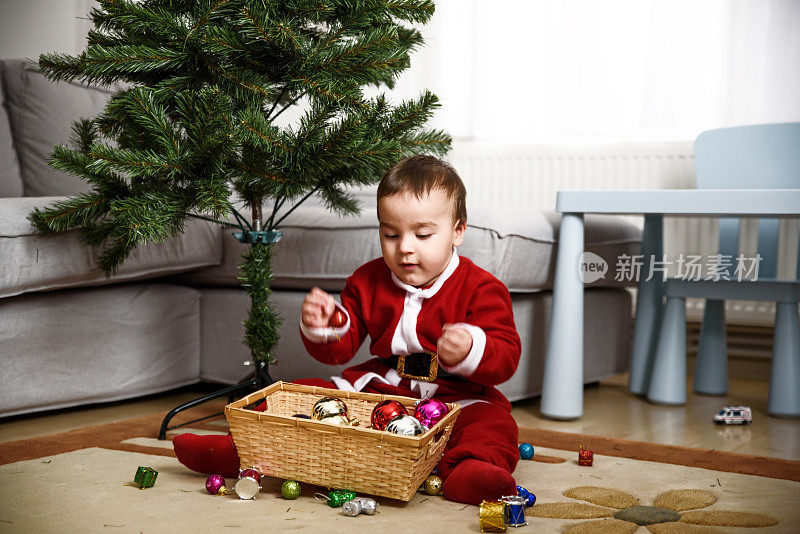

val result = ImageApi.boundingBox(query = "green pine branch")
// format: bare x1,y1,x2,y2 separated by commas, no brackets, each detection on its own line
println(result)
84,45,188,76
88,143,184,180
29,193,111,235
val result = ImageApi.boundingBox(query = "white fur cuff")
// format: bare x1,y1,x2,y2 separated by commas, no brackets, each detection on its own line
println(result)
439,323,486,377
299,302,351,343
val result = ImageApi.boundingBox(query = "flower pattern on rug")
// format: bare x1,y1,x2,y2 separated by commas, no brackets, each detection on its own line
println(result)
529,487,778,533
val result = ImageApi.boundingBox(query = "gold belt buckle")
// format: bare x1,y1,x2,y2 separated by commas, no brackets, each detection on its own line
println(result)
397,351,438,382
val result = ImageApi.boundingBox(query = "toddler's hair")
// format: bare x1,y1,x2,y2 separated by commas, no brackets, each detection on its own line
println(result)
377,155,467,227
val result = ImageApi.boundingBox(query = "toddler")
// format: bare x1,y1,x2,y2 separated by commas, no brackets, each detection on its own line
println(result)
174,155,522,505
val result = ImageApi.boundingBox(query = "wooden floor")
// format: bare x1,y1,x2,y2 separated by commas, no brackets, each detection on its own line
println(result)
2,374,799,462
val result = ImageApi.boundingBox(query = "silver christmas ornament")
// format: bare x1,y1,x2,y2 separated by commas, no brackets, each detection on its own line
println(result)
385,414,425,436
342,497,378,516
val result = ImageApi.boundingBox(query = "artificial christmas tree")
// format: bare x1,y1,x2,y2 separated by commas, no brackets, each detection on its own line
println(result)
29,0,450,432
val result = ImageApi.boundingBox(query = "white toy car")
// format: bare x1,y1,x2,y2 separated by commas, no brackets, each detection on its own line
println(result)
713,406,752,425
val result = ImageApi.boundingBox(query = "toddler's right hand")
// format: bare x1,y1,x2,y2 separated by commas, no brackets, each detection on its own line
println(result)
301,287,336,327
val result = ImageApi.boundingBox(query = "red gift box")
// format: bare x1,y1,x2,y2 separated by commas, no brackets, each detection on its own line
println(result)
578,446,594,466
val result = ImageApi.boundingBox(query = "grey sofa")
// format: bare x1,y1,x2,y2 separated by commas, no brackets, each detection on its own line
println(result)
0,59,642,418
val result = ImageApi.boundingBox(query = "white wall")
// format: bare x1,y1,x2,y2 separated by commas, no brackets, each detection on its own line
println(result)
0,0,93,60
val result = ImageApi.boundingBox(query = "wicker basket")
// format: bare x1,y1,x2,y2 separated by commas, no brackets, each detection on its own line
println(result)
224,381,461,501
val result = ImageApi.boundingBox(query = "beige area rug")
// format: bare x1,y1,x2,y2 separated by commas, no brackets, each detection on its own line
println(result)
1,403,798,533
1,443,797,533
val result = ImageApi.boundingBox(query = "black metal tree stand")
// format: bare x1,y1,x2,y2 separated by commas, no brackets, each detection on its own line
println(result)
157,365,273,440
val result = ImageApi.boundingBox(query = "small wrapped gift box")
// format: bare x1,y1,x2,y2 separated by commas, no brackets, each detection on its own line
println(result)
134,466,158,489
479,500,508,532
578,446,594,466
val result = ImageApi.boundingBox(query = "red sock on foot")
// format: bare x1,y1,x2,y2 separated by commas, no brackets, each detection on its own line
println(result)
171,401,267,477
172,433,241,478
441,458,516,505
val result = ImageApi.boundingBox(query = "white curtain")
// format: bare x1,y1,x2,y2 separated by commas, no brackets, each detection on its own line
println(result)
381,0,800,144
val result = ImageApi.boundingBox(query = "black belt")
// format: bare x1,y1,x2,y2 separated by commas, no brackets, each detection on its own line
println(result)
384,353,458,382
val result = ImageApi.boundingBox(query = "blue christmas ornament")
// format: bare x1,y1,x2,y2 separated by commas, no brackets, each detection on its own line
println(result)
517,485,536,507
519,442,534,460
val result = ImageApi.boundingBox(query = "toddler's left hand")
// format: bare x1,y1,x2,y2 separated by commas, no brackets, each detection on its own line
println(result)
437,324,472,367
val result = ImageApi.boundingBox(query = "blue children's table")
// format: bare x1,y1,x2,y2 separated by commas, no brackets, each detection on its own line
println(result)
540,189,800,420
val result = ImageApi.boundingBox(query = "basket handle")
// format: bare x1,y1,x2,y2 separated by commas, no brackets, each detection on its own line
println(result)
425,427,449,458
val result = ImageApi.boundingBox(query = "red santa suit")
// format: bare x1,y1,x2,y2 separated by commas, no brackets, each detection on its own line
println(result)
297,250,522,501
174,250,522,505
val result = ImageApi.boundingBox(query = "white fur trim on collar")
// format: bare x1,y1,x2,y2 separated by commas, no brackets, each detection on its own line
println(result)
390,248,460,297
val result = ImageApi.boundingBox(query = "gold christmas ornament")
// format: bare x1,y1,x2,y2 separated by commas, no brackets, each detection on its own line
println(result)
423,474,443,495
312,397,349,420
319,414,358,426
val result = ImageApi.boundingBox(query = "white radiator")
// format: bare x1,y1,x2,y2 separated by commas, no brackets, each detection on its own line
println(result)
448,142,696,207
447,141,798,326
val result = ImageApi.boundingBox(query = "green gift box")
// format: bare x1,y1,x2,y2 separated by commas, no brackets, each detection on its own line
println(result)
134,466,158,489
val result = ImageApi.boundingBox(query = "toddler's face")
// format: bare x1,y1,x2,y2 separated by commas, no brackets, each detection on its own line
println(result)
377,188,465,287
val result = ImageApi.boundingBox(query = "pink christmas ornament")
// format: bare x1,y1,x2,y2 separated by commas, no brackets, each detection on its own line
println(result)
414,399,449,429
205,474,228,495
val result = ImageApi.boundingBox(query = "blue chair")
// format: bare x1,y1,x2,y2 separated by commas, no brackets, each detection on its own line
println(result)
646,123,800,417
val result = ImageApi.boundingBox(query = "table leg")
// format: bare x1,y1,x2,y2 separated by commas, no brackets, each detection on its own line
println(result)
541,212,584,420
628,214,664,395
768,301,800,416
647,294,687,405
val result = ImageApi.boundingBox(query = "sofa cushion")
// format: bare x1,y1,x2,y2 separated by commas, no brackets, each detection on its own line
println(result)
178,204,641,292
1,59,121,197
0,283,201,417
0,197,223,299
0,62,23,197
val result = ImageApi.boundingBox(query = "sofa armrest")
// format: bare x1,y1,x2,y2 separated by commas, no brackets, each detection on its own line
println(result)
0,196,223,299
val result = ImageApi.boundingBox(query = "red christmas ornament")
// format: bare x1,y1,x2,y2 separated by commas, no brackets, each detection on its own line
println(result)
329,309,347,328
370,400,408,431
